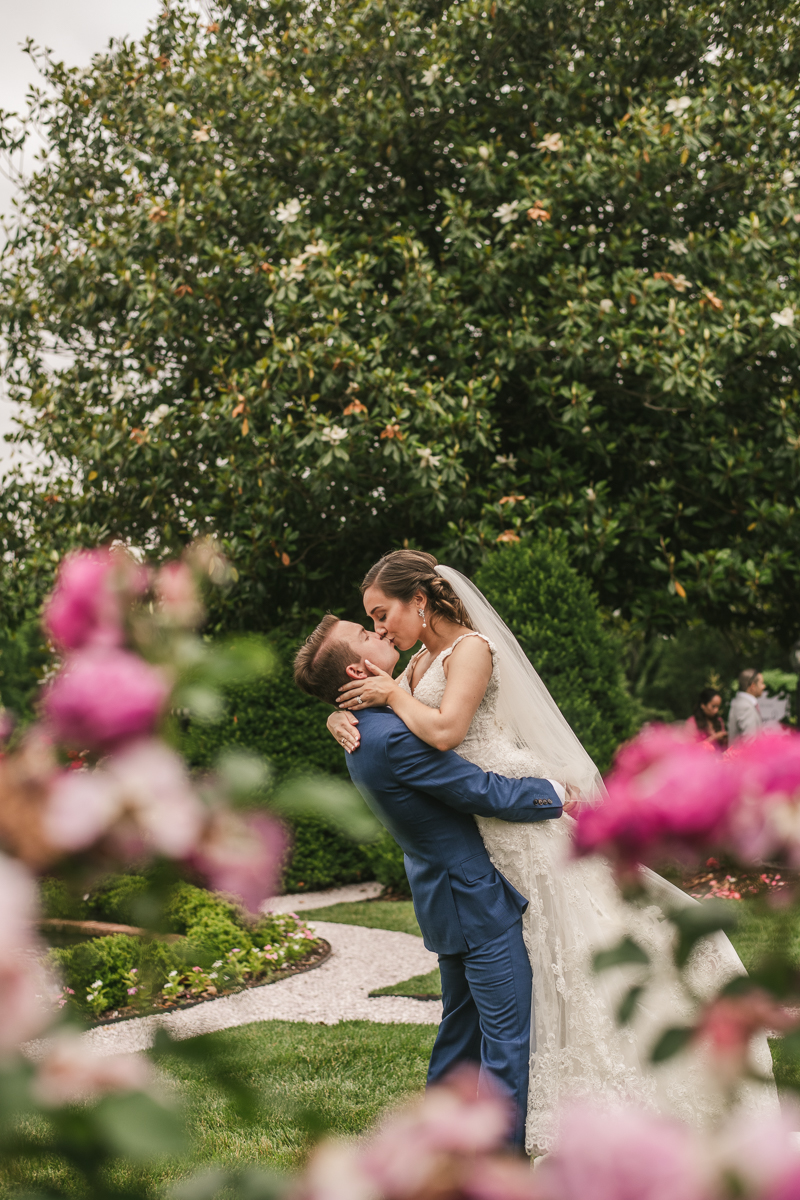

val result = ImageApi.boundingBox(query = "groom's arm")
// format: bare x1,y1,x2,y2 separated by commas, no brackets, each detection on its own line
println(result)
383,724,563,822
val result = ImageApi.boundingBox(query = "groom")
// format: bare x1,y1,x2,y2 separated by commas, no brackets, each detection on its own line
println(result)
294,614,565,1150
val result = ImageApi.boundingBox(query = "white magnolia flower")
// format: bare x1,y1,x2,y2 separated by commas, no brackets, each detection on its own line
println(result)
275,198,302,224
478,145,491,161
493,202,520,225
421,63,442,86
671,273,691,292
321,425,348,445
599,298,614,313
665,96,692,117
281,256,307,282
783,169,797,189
586,487,596,502
164,102,177,117
668,238,688,255
537,133,564,153
417,447,442,469
110,380,127,402
191,128,210,143
771,307,795,328
145,403,172,427
495,453,518,469
304,239,328,257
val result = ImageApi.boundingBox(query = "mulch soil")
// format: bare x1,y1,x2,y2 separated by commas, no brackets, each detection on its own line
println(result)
676,860,795,901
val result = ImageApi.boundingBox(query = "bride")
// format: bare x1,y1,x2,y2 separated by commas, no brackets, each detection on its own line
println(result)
326,549,779,1156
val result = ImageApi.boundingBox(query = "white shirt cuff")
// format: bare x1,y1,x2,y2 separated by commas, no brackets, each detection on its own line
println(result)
547,779,566,805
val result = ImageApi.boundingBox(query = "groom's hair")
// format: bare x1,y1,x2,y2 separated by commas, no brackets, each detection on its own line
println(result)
294,614,356,705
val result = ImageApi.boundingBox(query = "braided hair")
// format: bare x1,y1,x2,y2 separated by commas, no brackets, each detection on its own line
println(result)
360,550,474,631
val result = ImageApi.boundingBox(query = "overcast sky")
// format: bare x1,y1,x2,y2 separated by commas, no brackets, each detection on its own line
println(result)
0,0,162,465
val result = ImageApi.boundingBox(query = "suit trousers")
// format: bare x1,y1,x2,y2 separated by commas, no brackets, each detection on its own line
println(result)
428,918,533,1150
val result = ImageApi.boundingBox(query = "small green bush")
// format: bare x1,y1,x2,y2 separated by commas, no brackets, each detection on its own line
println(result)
475,541,640,772
46,881,315,1015
363,831,411,897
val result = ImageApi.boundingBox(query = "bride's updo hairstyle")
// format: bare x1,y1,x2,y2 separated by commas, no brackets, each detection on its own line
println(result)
360,550,474,631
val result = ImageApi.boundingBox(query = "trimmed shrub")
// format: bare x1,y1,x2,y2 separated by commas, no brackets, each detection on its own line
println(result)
46,881,315,1014
474,542,640,772
363,831,411,897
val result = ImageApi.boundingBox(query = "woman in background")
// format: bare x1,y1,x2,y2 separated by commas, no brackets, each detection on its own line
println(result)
686,687,727,749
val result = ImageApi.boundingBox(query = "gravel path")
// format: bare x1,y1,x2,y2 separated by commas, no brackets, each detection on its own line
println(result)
263,881,384,913
71,920,441,1058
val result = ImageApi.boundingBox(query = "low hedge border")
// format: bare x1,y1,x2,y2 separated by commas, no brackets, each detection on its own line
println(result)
44,876,323,1018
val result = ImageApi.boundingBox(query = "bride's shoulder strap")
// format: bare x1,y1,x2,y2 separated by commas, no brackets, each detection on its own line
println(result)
440,631,497,663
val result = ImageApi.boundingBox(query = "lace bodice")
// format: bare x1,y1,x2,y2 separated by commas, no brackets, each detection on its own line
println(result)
398,632,548,778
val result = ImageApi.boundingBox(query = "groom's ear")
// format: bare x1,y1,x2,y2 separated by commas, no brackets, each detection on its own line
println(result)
345,663,369,680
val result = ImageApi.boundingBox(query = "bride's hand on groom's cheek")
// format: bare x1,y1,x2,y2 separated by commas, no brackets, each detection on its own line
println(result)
338,662,398,711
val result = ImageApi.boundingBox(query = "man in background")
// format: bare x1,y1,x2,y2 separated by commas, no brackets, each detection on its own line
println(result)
728,668,765,742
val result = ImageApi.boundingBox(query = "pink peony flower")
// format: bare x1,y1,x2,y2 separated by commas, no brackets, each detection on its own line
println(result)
193,811,290,913
535,1100,712,1200
725,730,800,863
695,989,799,1083
43,648,169,750
155,561,204,628
712,1105,800,1199
32,1030,154,1106
574,725,739,868
45,739,204,859
44,548,147,651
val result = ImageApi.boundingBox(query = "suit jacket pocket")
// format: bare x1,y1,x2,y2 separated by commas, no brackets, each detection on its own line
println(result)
460,851,493,883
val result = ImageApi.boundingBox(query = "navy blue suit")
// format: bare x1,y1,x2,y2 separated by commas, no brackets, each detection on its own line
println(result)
346,708,563,1147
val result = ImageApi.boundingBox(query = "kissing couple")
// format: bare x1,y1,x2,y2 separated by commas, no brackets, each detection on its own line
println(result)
294,550,778,1156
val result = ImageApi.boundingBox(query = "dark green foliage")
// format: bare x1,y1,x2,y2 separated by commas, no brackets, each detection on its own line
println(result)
475,541,640,771
49,934,141,1010
362,832,411,897
0,618,49,721
181,628,393,892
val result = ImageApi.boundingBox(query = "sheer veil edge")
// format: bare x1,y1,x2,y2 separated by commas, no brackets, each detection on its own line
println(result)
435,564,605,802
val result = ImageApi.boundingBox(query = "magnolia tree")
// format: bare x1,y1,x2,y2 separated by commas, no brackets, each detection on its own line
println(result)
1,0,800,639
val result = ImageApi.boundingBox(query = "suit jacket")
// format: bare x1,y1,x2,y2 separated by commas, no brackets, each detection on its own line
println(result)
346,708,563,954
728,692,763,743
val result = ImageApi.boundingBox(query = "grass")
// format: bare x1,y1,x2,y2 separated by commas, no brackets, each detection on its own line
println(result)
370,968,442,999
0,1021,435,1198
302,900,422,938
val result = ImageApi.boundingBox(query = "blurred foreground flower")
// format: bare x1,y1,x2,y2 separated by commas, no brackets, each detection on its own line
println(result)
32,1030,154,1106
296,1066,533,1200
575,726,800,874
43,648,169,750
44,548,146,651
694,989,799,1084
0,853,49,1052
192,811,289,914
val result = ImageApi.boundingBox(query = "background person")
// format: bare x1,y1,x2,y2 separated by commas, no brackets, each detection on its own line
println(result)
728,669,765,743
685,687,727,749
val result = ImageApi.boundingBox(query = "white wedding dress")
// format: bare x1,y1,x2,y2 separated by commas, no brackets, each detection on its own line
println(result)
398,631,780,1157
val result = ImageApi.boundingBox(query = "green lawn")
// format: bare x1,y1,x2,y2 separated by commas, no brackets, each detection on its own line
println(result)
0,1022,435,1198
302,900,422,938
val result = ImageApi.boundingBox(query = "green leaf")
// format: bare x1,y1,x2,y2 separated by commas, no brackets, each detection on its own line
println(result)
272,775,381,843
650,1026,694,1064
91,1092,188,1160
617,984,645,1025
593,936,650,972
668,900,739,968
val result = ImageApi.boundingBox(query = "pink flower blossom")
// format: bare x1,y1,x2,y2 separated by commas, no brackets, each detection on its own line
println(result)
695,989,799,1082
193,811,289,913
45,739,204,859
44,548,146,651
574,725,739,869
535,1100,712,1200
712,1105,800,1199
32,1030,154,1106
155,561,204,628
725,730,800,863
43,648,169,750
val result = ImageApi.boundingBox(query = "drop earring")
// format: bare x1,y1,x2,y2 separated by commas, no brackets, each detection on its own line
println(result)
418,608,426,628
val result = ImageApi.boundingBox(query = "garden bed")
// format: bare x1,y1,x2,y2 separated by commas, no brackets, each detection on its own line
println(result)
90,936,331,1026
